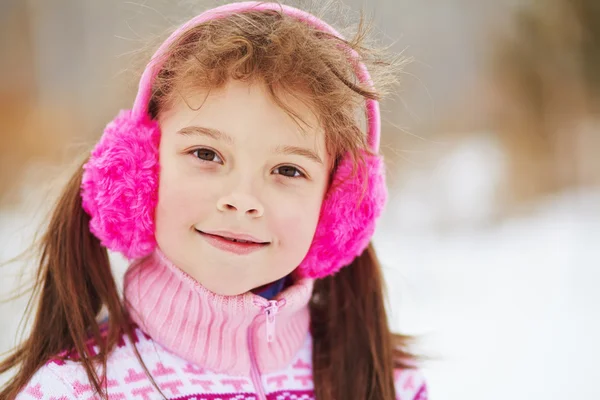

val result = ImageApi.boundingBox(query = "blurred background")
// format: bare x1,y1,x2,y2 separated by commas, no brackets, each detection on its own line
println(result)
1,0,599,398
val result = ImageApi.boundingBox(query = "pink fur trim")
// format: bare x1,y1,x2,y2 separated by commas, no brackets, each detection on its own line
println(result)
297,151,387,278
81,109,160,259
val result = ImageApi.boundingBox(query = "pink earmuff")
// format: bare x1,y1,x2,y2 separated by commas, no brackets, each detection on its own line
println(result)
80,1,387,278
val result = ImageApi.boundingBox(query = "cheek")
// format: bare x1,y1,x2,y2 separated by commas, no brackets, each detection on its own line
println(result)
269,173,329,250
155,166,215,227
270,191,323,249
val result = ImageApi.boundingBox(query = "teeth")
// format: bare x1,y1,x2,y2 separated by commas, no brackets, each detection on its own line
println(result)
226,237,252,243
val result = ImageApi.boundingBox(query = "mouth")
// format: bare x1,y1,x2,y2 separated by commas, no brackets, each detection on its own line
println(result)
195,229,270,255
196,229,269,244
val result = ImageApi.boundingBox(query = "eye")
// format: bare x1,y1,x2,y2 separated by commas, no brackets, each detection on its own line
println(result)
191,148,223,164
274,165,305,178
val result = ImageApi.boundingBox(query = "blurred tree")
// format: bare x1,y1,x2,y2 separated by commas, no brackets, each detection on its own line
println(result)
572,0,600,107
0,1,88,209
486,0,600,210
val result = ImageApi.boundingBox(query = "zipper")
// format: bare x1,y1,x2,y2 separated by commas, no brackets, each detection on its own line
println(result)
248,298,287,400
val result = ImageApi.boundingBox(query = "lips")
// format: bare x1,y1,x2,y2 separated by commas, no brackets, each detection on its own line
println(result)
196,229,269,244
196,229,269,255
215,236,254,244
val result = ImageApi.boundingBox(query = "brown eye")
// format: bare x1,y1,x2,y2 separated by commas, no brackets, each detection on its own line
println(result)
274,165,304,178
192,148,223,164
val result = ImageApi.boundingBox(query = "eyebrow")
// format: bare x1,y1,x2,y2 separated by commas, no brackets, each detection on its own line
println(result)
176,125,323,165
176,126,234,146
274,145,323,165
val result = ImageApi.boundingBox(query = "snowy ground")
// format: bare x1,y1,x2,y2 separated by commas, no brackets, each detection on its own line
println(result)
376,189,600,399
1,135,599,399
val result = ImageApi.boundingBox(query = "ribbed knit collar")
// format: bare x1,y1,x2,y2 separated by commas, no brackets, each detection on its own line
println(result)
123,248,314,376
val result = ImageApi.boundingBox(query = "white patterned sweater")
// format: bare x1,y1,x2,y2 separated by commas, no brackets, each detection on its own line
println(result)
16,250,428,400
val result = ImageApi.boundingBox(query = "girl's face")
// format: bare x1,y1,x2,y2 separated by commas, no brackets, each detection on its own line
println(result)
155,80,330,295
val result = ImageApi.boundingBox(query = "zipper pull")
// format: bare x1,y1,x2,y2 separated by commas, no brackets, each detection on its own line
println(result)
263,299,286,343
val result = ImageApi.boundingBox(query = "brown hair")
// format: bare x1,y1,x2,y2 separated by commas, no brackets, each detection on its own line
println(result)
1,2,418,399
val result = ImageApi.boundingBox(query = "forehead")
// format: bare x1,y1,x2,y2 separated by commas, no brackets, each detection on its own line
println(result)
160,80,324,143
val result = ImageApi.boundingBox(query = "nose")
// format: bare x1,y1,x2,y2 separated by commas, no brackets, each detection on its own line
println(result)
216,192,264,218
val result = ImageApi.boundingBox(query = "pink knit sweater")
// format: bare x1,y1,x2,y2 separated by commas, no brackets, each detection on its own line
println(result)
16,250,428,399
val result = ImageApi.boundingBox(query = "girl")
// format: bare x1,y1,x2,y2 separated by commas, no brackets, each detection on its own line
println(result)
0,1,427,399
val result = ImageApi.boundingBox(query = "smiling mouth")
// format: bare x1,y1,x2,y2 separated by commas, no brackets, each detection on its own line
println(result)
195,229,269,255
218,237,254,243
195,229,270,244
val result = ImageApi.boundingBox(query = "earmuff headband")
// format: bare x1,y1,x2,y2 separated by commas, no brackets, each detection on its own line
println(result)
131,1,381,152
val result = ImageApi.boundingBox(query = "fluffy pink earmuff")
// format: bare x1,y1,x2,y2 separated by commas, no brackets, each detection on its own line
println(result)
80,1,387,279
